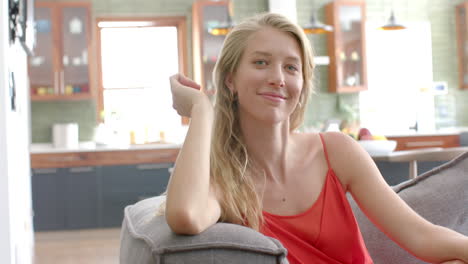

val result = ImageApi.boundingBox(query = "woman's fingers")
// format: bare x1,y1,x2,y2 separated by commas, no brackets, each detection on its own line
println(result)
178,74,201,90
169,73,208,117
169,74,181,90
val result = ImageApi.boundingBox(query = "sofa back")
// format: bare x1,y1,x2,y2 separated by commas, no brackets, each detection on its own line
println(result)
350,151,468,263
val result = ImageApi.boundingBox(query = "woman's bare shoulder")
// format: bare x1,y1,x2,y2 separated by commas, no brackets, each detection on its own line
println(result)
292,131,348,149
319,132,367,187
320,131,357,148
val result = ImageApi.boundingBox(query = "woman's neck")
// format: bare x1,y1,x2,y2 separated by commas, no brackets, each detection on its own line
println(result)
240,116,295,184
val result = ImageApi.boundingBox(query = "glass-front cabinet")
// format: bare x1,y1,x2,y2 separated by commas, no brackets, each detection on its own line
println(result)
326,0,367,93
456,2,468,90
192,0,230,98
29,2,91,101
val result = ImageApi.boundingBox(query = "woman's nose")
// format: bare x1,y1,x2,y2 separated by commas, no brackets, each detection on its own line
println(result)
267,65,285,88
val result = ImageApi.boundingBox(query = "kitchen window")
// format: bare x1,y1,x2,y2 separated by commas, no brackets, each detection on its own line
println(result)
359,21,435,134
96,17,187,144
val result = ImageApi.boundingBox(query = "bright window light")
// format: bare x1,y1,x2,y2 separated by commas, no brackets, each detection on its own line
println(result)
100,25,182,143
360,21,434,134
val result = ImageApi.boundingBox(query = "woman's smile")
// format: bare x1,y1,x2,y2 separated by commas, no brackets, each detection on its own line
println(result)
258,92,287,103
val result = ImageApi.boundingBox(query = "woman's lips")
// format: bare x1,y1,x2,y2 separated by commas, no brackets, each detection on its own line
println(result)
259,92,286,102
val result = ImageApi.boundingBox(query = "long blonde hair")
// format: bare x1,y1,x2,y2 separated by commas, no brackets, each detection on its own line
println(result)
211,12,315,231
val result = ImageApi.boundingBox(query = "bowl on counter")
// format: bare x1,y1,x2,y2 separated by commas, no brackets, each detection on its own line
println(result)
358,140,397,156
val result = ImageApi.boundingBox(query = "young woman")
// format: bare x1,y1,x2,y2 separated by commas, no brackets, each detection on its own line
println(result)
164,13,468,264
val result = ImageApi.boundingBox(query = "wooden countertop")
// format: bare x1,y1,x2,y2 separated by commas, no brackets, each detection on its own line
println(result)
30,143,181,168
30,142,181,154
383,127,468,137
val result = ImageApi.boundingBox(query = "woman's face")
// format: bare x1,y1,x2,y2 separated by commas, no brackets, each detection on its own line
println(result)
226,27,304,126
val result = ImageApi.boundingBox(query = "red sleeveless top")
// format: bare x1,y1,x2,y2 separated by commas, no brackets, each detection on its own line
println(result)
260,134,373,264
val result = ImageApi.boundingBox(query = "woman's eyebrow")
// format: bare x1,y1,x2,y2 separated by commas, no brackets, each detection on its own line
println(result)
286,56,301,63
251,51,272,57
250,51,301,64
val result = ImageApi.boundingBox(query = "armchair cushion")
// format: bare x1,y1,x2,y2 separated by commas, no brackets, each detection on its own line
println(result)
120,196,288,264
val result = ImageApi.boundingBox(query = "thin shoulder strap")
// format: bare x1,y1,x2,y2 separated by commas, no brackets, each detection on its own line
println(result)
319,133,331,169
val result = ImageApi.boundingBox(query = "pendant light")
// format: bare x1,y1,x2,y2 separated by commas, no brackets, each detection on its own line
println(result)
209,15,233,36
380,9,406,30
208,1,235,36
303,0,333,34
380,0,406,31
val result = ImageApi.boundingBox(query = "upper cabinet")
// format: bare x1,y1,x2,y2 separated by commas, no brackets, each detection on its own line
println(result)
326,0,367,93
29,2,91,101
456,2,468,90
192,0,230,98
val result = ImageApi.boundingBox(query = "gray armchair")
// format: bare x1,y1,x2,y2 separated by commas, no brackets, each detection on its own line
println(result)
120,152,468,264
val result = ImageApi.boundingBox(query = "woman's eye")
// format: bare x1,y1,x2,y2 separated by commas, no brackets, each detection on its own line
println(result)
254,60,267,65
287,65,298,71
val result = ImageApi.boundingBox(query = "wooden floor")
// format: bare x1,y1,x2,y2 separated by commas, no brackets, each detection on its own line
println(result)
34,228,121,264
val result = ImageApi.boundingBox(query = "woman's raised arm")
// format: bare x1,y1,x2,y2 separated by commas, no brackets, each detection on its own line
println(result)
165,74,221,235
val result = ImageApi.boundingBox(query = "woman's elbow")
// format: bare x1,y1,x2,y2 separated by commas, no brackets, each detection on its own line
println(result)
165,209,206,235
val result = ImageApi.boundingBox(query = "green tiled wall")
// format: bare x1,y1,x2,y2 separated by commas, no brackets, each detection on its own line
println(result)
31,101,97,142
31,0,468,142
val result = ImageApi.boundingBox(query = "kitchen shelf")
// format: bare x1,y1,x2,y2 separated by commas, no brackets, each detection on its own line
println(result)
29,2,92,101
326,0,367,93
192,0,230,96
31,93,92,101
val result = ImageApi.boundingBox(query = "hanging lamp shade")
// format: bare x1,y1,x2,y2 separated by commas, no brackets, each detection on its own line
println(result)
208,16,233,36
208,1,234,36
380,10,406,30
303,11,333,34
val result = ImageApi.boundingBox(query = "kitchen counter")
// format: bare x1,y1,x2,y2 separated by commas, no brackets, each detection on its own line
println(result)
30,142,179,231
30,141,182,154
372,147,468,162
383,127,468,137
30,142,181,168
383,128,468,151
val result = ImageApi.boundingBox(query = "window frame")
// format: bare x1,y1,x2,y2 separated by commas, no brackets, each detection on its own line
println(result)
95,16,188,124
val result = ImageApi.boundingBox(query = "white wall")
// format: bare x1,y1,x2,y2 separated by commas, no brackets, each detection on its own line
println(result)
0,0,34,263
268,0,297,23
0,0,13,261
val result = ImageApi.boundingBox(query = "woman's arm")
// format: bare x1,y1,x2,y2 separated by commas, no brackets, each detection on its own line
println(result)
324,132,468,263
425,225,468,263
165,74,221,235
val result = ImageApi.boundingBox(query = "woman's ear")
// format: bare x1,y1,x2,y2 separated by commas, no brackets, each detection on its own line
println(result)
225,73,235,93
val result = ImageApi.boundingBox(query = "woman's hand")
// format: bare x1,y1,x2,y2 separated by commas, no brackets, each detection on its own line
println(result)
169,73,211,117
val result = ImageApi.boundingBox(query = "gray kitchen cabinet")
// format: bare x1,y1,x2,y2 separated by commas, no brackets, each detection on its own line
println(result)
32,162,172,230
65,166,99,229
32,168,67,231
100,165,135,227
32,166,99,231
100,163,172,227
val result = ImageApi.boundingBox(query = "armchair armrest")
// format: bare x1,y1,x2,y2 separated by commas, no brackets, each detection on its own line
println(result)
120,196,288,264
